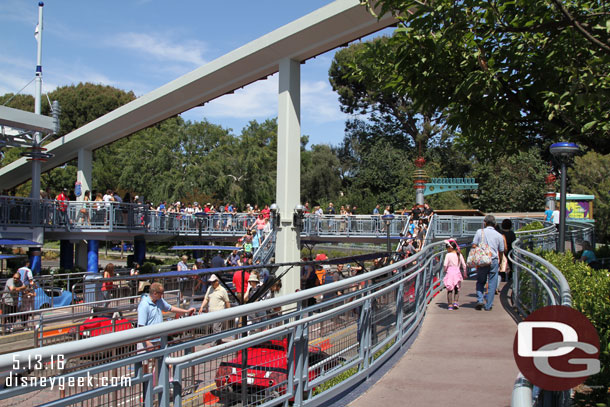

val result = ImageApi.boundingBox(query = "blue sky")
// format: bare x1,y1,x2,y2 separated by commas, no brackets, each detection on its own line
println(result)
0,1,393,147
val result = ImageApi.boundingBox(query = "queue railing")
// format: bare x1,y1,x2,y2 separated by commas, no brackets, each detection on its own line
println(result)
0,242,447,407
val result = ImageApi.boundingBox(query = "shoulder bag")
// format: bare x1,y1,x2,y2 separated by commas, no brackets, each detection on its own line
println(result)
467,228,493,268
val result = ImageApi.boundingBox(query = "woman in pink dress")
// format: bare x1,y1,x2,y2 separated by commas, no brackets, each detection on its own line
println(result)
443,239,467,310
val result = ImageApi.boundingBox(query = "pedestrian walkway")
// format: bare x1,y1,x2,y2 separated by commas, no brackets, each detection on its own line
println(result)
350,279,518,407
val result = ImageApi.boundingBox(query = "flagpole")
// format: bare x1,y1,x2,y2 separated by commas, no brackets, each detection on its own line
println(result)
31,1,44,199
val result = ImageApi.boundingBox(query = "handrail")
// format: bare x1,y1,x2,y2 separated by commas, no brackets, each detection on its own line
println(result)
0,212,596,407
509,220,594,407
0,240,445,407
0,243,437,369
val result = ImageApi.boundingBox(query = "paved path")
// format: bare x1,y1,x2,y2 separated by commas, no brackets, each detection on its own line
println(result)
349,279,519,407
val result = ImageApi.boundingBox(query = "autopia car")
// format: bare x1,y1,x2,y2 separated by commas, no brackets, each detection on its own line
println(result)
34,287,72,309
213,338,342,404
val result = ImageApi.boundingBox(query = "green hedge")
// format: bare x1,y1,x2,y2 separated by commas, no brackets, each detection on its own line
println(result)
543,251,610,405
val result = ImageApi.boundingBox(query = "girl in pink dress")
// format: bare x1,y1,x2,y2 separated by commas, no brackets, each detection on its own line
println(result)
443,239,467,310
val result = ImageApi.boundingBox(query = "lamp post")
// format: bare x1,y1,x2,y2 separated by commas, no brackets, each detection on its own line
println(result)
270,203,279,230
194,212,206,246
293,204,305,231
550,142,579,252
382,214,395,253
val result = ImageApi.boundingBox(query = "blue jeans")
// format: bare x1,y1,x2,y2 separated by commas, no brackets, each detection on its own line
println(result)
476,258,499,310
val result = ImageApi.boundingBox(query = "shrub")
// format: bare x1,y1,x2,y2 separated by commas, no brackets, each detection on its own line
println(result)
517,221,545,233
543,251,610,405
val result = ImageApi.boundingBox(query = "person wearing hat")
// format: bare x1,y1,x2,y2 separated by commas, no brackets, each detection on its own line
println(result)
244,273,266,328
244,273,260,302
199,274,231,344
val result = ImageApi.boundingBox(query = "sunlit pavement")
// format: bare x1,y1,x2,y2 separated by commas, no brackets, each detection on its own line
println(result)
349,279,518,407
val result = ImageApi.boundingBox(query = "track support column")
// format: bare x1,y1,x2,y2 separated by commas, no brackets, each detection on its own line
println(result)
276,58,301,297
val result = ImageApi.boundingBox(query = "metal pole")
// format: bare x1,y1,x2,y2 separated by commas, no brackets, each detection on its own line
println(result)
386,221,391,252
31,2,44,199
558,161,567,252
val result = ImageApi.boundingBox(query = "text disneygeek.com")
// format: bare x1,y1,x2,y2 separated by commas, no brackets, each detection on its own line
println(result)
6,372,132,390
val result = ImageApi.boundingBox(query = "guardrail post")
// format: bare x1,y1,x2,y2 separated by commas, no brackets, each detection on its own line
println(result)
396,280,404,341
359,298,372,372
157,335,170,407
291,322,308,406
511,373,532,407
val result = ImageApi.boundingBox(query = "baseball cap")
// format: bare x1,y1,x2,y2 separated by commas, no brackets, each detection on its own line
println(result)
208,274,219,282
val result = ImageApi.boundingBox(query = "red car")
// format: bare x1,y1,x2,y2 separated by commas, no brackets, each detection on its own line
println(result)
79,316,133,338
213,338,341,404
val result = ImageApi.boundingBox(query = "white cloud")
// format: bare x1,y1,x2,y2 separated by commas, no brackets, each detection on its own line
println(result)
198,74,345,125
302,80,344,124
109,32,207,66
201,75,279,119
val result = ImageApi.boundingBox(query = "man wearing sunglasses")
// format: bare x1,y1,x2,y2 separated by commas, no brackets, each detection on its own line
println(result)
2,273,26,333
137,283,195,349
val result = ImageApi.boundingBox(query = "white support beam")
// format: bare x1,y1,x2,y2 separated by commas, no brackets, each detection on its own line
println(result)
276,59,302,297
0,105,56,134
77,148,92,201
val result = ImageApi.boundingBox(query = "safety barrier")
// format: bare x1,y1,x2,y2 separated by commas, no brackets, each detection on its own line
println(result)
0,290,180,345
0,240,446,406
0,196,412,239
510,221,595,407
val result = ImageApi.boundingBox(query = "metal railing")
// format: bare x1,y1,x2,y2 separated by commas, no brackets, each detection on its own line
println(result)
1,196,414,239
0,290,181,345
301,213,410,237
0,241,447,407
510,221,596,407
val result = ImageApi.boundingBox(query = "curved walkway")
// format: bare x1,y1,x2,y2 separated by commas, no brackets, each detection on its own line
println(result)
350,279,518,407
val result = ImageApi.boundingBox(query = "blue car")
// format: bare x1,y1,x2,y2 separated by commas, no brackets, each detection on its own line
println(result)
34,287,73,309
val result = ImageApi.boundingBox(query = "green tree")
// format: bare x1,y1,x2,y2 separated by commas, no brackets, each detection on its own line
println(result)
46,83,136,137
1,84,137,195
0,93,34,112
473,149,548,212
362,0,610,157
233,119,278,206
570,151,610,242
301,144,342,204
344,139,415,212
329,37,444,151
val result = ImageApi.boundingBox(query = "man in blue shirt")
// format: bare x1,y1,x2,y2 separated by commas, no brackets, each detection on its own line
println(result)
472,215,505,311
137,283,195,349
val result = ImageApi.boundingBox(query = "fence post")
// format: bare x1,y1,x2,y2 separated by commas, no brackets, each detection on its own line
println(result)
291,321,308,406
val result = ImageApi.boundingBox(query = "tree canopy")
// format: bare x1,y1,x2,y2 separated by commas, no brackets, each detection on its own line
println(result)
361,0,610,157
